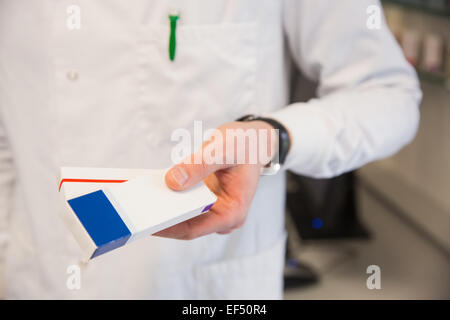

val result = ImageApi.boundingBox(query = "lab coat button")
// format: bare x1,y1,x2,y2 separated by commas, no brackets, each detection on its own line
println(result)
66,70,79,81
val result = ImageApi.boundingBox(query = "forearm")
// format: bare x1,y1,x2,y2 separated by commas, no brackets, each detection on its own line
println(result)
270,84,421,178
276,0,422,178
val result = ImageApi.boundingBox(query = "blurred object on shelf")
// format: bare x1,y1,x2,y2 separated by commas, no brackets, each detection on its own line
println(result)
382,0,450,17
401,29,421,66
422,33,445,73
383,1,450,89
384,4,405,40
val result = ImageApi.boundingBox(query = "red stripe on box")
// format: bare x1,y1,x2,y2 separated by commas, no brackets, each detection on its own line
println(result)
59,179,127,191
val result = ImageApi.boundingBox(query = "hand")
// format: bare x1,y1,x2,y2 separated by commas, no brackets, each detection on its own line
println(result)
154,120,277,239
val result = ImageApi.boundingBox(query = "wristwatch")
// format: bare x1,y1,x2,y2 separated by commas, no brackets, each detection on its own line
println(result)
236,114,291,175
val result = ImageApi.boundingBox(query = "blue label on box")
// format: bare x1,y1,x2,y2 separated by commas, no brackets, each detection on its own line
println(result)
68,190,131,258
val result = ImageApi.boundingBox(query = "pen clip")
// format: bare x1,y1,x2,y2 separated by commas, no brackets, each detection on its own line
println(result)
169,10,179,61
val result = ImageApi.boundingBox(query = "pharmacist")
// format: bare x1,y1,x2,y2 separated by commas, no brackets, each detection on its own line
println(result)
0,0,421,299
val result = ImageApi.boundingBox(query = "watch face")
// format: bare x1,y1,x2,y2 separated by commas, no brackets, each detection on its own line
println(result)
260,162,281,176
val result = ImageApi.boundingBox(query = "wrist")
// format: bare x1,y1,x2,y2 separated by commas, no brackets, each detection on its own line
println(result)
250,121,279,166
235,115,291,175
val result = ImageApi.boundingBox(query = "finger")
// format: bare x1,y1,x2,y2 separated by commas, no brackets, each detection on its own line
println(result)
153,218,192,239
165,144,232,191
154,202,239,240
217,229,233,235
153,209,224,240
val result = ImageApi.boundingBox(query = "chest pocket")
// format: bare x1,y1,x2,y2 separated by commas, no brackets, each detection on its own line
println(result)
136,22,258,147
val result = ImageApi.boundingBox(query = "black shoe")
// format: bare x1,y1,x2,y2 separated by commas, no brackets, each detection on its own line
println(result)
284,258,320,289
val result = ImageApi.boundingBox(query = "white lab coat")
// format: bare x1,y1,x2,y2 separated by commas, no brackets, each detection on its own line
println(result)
0,0,421,299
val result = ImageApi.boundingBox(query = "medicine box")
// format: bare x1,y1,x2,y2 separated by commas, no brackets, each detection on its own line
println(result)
58,167,217,260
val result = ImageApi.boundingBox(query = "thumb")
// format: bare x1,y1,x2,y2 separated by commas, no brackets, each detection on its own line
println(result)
165,149,231,191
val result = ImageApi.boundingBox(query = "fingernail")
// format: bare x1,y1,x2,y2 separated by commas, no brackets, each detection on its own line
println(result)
170,166,188,187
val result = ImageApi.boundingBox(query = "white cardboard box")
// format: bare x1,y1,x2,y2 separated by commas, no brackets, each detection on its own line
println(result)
58,167,217,260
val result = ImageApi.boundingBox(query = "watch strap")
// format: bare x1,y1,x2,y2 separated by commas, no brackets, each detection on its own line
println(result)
236,114,291,166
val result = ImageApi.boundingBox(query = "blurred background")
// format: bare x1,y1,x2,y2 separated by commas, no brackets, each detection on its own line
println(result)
283,0,450,299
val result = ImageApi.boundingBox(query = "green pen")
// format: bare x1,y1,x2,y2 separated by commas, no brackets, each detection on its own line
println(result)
168,9,179,61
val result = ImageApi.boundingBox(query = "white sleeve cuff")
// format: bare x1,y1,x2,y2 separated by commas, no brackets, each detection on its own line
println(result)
267,102,331,177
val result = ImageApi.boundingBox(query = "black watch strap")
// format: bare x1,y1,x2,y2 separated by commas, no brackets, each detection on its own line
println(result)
236,114,291,166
